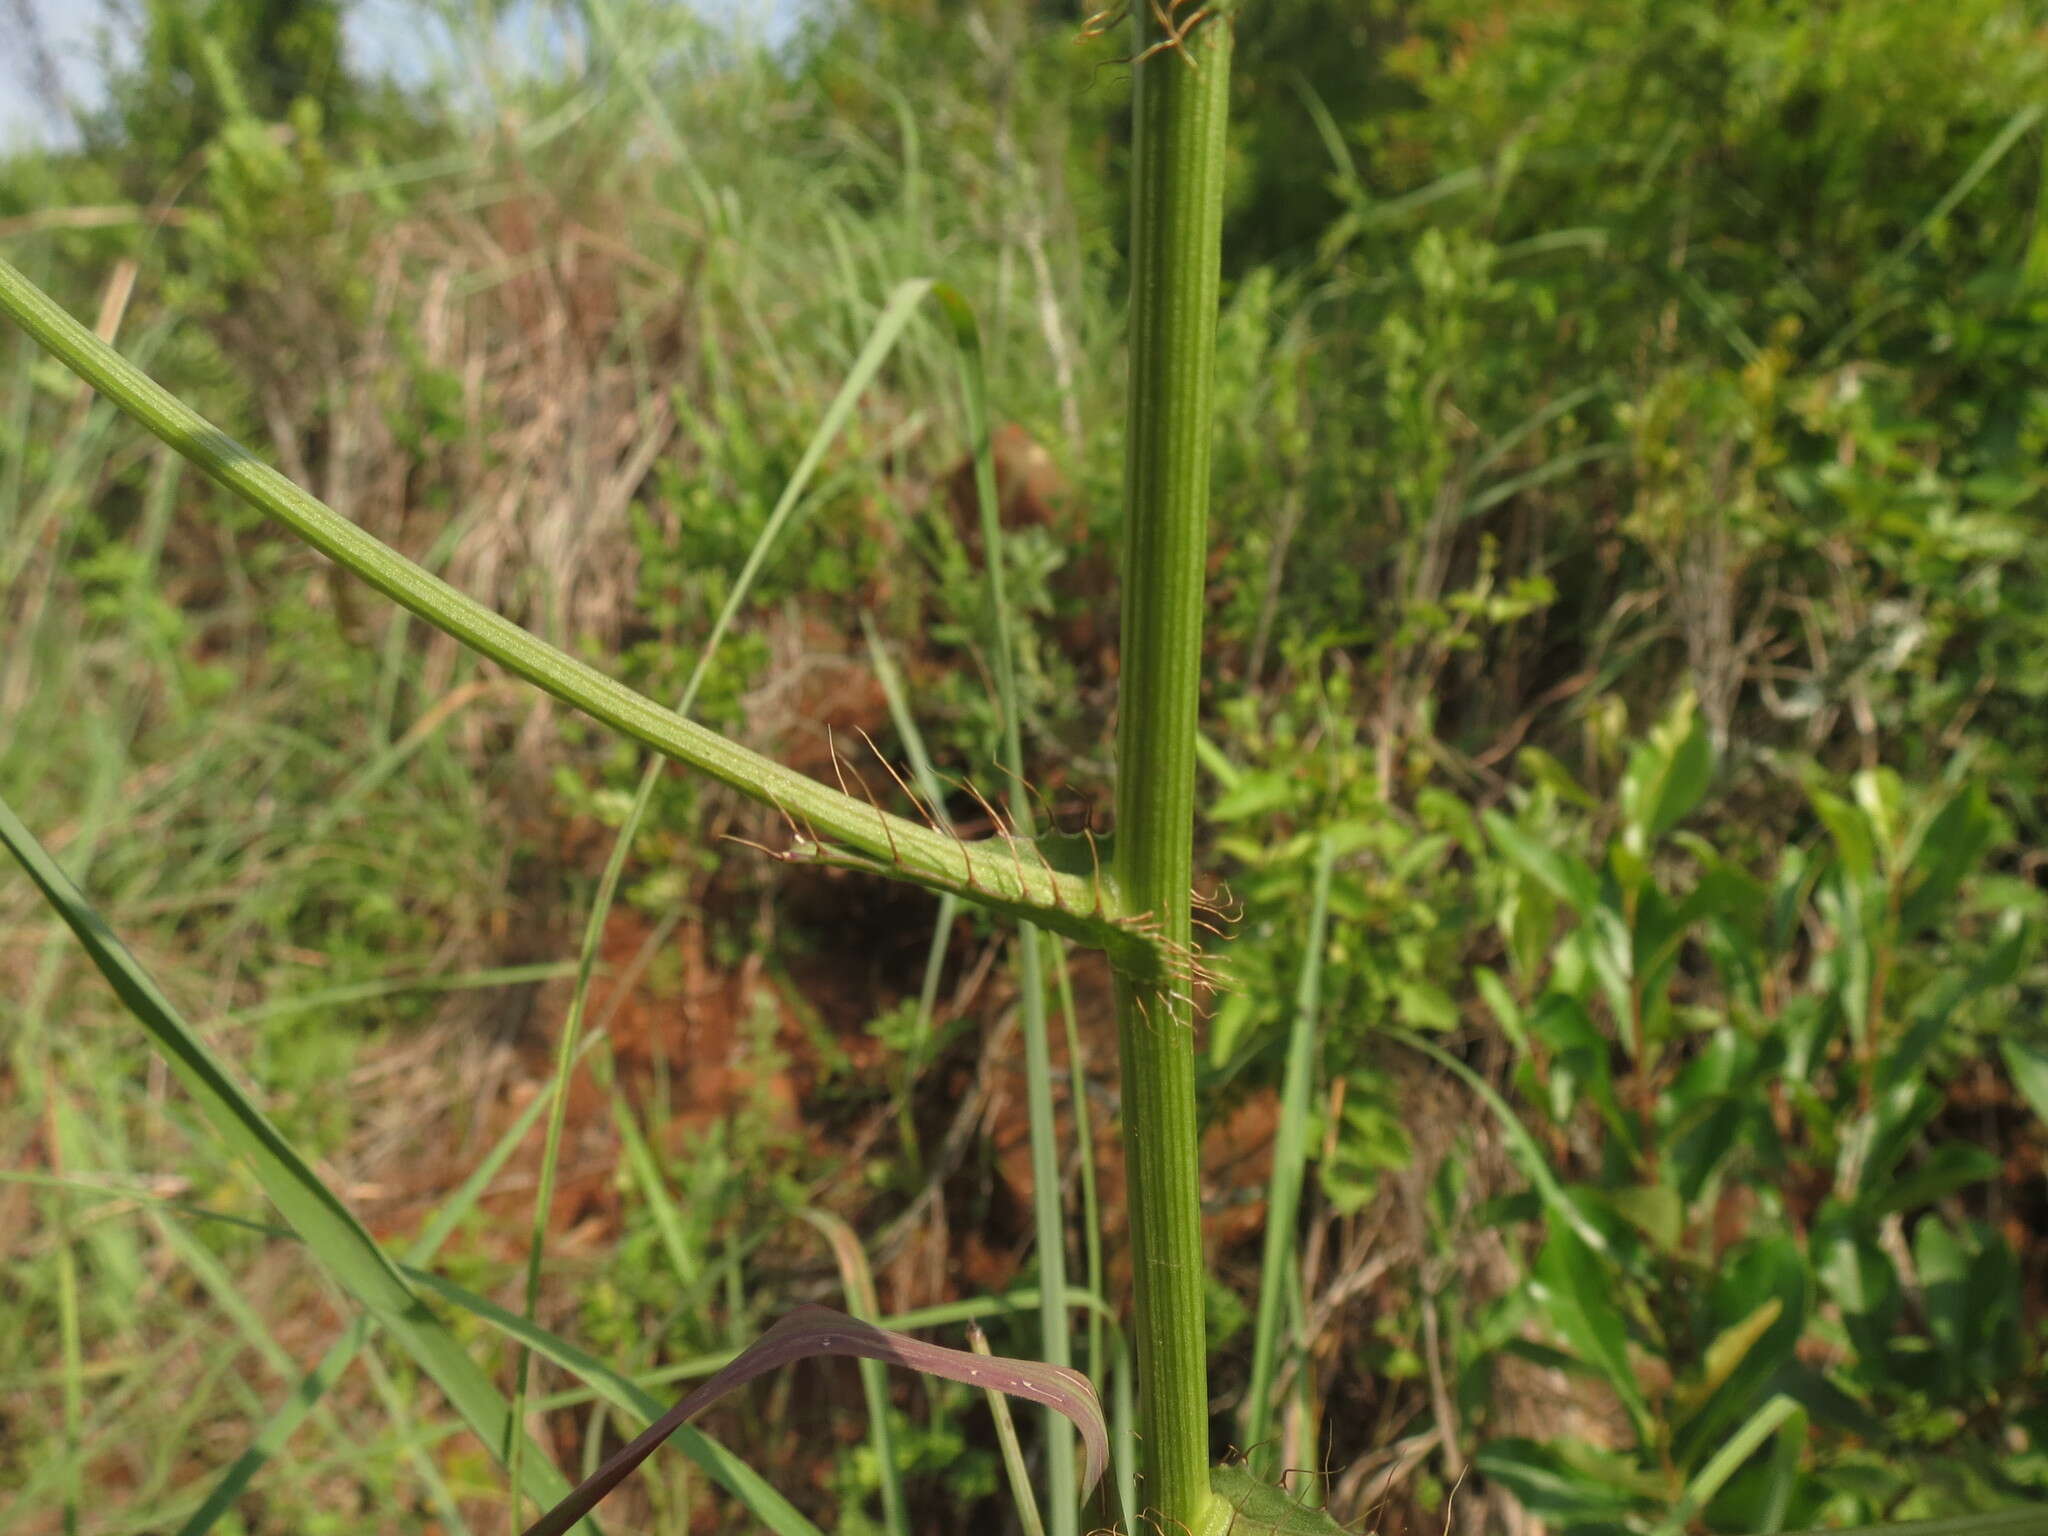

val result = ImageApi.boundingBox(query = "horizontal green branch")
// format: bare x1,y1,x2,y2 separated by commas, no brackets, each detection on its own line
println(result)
0,255,1169,971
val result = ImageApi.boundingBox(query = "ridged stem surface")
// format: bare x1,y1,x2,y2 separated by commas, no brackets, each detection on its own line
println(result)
1112,11,1233,1534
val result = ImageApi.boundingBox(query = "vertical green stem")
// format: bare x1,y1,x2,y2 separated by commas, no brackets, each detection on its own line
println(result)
1114,11,1233,1533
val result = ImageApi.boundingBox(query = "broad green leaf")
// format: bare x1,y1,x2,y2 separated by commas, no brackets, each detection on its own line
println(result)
1395,978,1459,1032
1530,1225,1651,1441
1515,746,1599,809
1900,784,1995,934
1485,809,1601,915
1209,770,1298,822
1812,1206,1901,1333
1809,787,1876,888
1673,1237,1806,1471
1609,1183,1683,1254
1203,1466,1349,1535
1620,694,1713,849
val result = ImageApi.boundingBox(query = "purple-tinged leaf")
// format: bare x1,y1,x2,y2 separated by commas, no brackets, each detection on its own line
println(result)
521,1304,1106,1536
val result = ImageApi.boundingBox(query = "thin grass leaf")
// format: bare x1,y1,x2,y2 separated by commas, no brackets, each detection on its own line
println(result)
1774,1509,2048,1536
1051,942,1106,1397
1244,833,1335,1477
0,793,584,1521
1651,1395,1800,1536
361,1348,478,1536
804,1210,909,1536
217,961,579,1029
1386,1027,1611,1256
510,277,958,1510
932,280,1079,1536
518,1305,1108,1536
51,1098,83,1536
173,1037,582,1536
972,1321,1048,1536
1820,102,2046,364
7,1169,824,1536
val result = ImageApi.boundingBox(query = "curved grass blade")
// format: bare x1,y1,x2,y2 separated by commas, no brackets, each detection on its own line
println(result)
173,1035,586,1536
1386,1027,1611,1256
510,276,941,1516
932,281,1078,1536
0,793,582,1523
519,1305,1109,1536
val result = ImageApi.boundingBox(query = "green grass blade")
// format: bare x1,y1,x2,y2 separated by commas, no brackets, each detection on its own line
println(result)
53,1126,83,1536
1245,833,1336,1477
1051,943,1106,1396
217,962,579,1029
972,1321,1049,1536
805,1210,910,1536
1652,1395,1800,1536
1386,1027,1611,1256
0,792,584,1521
173,1049,574,1536
1769,1510,2048,1536
1820,102,2046,364
509,276,950,1513
932,282,1078,1536
361,1346,478,1536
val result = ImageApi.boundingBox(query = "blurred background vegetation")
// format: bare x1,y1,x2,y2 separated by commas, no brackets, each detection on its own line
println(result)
3,1,2047,1533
